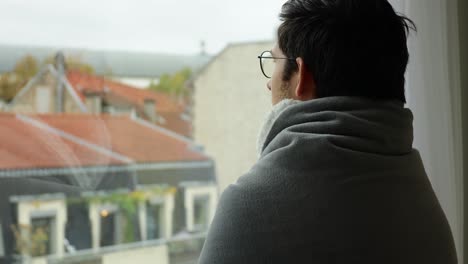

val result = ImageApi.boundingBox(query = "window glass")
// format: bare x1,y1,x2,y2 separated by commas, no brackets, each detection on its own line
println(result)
0,1,284,263
146,202,163,240
193,196,210,232
99,210,117,247
30,217,55,256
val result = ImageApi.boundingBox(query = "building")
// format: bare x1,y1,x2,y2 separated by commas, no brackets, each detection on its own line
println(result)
192,41,274,192
66,70,193,138
7,55,193,138
0,113,217,264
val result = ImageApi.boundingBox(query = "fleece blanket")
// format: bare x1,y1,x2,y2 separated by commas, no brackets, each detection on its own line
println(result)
199,96,457,264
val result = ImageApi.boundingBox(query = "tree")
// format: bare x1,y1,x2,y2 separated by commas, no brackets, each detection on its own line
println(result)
149,67,192,97
65,56,95,74
13,55,39,78
0,53,97,102
0,55,39,101
42,54,95,75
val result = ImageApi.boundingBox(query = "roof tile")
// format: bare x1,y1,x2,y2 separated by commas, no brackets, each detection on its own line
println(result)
33,114,207,164
0,113,126,170
66,71,191,137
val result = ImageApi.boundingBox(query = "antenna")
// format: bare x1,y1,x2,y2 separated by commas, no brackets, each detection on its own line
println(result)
200,40,207,56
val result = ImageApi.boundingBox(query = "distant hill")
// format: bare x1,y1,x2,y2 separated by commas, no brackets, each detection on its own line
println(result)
0,44,211,78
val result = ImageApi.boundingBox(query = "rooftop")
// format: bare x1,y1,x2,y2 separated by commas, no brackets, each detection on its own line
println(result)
0,113,208,171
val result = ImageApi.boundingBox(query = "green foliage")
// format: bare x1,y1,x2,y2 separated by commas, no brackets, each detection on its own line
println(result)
0,54,96,102
149,67,192,97
0,55,39,101
14,55,39,78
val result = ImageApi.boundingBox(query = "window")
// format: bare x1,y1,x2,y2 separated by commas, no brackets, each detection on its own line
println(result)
0,1,466,264
99,209,119,247
193,196,210,232
183,184,217,233
0,1,302,263
146,202,163,240
139,191,175,242
13,198,67,259
30,216,56,257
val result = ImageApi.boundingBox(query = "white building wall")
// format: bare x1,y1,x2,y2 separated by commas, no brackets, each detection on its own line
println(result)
102,244,169,264
193,41,274,192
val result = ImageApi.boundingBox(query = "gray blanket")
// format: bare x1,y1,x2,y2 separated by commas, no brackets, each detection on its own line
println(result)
199,97,457,263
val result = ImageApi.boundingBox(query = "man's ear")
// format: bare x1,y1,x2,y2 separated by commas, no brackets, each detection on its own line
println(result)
294,57,317,100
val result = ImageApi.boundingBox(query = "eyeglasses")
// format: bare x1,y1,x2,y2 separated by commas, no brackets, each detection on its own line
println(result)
257,50,295,79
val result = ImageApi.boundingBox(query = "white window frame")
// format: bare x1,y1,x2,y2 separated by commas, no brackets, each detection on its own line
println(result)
139,193,175,241
89,203,122,250
16,198,67,258
183,185,217,233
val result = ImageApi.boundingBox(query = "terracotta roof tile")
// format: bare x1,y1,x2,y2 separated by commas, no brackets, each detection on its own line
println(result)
66,71,192,137
0,113,126,170
33,114,207,163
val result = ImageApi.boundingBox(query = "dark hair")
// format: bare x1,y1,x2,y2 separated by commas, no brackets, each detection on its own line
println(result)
277,0,416,103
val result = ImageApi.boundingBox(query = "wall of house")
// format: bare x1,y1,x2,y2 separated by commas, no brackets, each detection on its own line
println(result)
135,165,215,187
41,243,171,264
9,72,54,113
63,89,83,113
9,71,83,114
102,244,169,264
193,42,274,192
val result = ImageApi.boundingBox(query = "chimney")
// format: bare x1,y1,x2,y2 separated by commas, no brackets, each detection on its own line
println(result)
144,98,157,123
55,52,66,113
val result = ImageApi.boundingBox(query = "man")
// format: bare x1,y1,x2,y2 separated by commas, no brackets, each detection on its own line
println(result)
198,0,457,263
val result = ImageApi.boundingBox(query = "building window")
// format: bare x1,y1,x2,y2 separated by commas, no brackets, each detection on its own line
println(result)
146,202,163,240
30,216,56,257
99,209,119,247
15,197,67,257
183,184,217,233
193,195,210,232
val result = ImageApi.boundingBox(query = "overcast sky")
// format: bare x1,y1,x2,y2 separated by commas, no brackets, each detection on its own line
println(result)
0,0,284,55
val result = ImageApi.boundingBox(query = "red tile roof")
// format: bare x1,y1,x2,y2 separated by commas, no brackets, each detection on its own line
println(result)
0,113,126,170
33,114,207,164
66,71,192,137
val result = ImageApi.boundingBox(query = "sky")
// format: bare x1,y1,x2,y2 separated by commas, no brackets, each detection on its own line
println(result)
0,0,285,55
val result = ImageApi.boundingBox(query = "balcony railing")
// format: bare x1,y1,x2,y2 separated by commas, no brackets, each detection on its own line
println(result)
12,232,206,264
